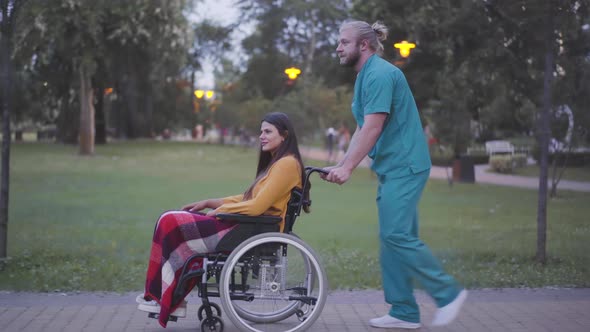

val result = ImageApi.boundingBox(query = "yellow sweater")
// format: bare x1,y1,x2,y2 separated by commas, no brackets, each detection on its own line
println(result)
216,155,302,232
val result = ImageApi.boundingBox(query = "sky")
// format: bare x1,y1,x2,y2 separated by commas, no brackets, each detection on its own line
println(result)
190,0,244,89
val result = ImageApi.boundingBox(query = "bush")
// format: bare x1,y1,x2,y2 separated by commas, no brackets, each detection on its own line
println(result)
549,152,590,167
513,153,527,168
531,146,590,167
489,154,528,173
429,145,454,166
489,155,513,173
466,153,489,165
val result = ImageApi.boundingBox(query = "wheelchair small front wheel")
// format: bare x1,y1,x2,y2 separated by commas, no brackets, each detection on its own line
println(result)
200,316,223,332
219,233,328,332
198,302,222,321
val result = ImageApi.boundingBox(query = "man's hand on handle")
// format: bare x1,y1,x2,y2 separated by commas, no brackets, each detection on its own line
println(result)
321,165,353,185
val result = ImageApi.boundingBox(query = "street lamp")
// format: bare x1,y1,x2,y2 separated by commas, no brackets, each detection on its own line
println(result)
194,89,214,114
394,40,416,58
194,89,205,99
194,89,215,100
284,67,301,80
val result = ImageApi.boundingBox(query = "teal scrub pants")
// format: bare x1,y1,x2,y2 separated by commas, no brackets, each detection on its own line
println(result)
376,169,461,323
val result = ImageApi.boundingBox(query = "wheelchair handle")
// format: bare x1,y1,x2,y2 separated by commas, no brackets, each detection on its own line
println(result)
304,166,329,176
302,167,329,199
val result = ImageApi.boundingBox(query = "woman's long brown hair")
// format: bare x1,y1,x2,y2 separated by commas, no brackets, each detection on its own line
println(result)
243,112,311,213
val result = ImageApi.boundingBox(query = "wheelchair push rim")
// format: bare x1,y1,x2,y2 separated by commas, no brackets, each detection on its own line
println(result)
219,232,328,332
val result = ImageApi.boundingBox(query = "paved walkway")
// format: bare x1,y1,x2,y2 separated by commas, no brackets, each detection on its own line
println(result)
301,146,590,192
1,288,589,331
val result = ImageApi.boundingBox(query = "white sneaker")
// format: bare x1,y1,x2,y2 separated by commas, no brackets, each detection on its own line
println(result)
136,294,187,317
431,289,468,326
369,314,421,329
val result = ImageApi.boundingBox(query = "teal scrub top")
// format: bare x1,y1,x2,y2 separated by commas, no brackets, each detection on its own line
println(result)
352,54,431,178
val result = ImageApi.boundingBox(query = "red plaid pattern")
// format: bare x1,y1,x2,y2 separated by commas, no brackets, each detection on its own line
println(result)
142,211,236,327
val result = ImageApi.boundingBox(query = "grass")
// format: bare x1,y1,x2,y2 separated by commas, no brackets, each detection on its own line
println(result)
1,141,589,292
511,165,590,182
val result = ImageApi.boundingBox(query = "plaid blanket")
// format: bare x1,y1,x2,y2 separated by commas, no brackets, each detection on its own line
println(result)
143,211,236,327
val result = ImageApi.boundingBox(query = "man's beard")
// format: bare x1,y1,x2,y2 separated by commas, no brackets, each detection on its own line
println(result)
340,49,360,68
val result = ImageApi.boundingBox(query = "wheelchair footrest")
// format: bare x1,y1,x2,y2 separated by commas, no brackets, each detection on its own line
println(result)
148,312,178,322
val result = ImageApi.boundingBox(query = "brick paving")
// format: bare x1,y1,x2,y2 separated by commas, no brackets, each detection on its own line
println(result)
1,288,589,331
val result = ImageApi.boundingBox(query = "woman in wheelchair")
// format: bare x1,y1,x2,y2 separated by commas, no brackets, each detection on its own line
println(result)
136,112,311,328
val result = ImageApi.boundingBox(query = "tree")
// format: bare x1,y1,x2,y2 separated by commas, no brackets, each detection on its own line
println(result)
13,1,194,143
0,0,25,265
15,0,106,154
104,0,192,138
483,0,589,263
352,0,499,155
230,0,350,134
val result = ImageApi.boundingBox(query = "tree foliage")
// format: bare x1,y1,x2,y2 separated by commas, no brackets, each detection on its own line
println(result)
13,0,194,145
213,0,352,135
4,0,588,148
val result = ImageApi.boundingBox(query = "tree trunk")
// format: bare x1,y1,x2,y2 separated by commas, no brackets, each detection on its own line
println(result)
0,0,14,263
79,66,95,155
113,81,125,139
536,3,554,265
57,101,80,144
146,84,154,138
125,69,139,139
95,83,106,144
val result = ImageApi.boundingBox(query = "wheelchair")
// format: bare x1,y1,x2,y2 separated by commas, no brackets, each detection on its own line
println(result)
150,167,328,332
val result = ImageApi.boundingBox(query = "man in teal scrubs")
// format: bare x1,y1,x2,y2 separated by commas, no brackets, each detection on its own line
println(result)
324,20,467,329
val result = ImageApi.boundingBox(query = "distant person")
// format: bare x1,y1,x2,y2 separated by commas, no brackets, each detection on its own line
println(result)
162,128,171,140
325,126,336,165
323,20,467,329
136,112,311,327
191,125,198,139
337,122,351,158
196,124,204,141
423,123,438,147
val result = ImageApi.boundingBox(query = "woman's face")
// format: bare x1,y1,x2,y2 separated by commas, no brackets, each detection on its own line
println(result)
260,121,284,154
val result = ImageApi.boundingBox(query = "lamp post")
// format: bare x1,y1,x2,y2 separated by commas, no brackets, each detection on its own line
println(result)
193,89,218,132
193,89,216,112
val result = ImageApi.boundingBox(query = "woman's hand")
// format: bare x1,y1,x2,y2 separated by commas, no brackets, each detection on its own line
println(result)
205,208,218,217
181,200,209,212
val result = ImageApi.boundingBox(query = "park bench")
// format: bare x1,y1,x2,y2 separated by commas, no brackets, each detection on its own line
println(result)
485,140,515,155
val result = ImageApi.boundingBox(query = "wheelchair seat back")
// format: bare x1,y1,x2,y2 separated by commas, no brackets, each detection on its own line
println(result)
214,187,304,252
213,166,321,252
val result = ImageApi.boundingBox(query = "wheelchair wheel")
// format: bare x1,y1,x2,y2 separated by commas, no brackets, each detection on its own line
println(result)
219,233,328,332
231,233,314,324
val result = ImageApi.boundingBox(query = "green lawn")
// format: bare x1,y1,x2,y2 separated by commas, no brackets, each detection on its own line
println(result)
1,141,589,292
511,164,590,182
